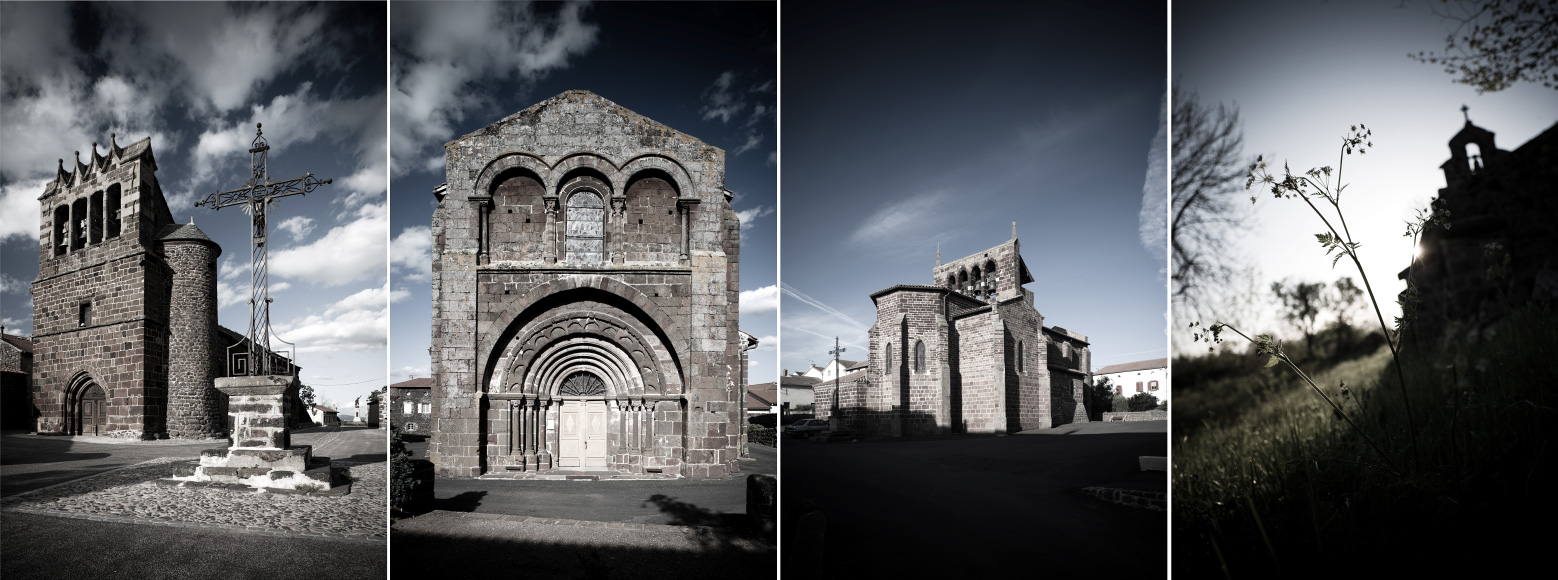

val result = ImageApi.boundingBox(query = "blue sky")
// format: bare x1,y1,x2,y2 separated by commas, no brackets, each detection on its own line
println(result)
0,2,388,410
1174,0,1558,349
387,2,778,384
779,0,1169,374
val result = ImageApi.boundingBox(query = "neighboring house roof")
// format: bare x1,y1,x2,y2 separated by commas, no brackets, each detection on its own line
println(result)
746,382,777,410
844,360,867,371
1096,358,1169,375
391,377,433,388
312,405,338,413
1,363,24,374
781,375,820,387
2,333,34,353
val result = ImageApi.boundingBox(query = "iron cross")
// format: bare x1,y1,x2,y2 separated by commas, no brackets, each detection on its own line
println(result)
830,337,846,411
196,123,332,376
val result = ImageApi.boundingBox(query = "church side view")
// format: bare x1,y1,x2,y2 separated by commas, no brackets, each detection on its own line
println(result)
28,136,263,439
815,230,1092,435
427,90,745,479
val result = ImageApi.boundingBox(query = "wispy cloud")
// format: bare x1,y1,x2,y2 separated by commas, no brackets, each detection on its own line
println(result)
847,190,965,250
780,283,867,329
391,225,433,282
1138,90,1168,280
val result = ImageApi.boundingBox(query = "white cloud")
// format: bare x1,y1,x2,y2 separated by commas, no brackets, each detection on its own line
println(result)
277,216,316,241
270,203,387,286
391,226,433,282
217,280,247,310
732,132,764,156
1138,90,1168,276
766,151,777,168
0,273,24,294
272,284,391,354
735,205,773,242
0,178,50,240
391,1,598,176
740,285,779,316
700,71,746,123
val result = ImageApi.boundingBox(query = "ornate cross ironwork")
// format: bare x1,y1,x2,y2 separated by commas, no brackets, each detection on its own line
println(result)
196,123,332,376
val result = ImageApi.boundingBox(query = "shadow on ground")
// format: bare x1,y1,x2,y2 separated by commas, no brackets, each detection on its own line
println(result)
391,529,771,580
642,494,756,552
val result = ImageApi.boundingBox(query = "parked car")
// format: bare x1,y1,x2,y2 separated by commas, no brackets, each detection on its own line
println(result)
783,418,831,437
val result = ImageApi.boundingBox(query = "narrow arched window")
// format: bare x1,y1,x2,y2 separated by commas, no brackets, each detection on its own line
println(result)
885,343,894,372
914,340,926,372
105,184,122,239
1017,341,1024,373
566,190,604,264
53,205,70,256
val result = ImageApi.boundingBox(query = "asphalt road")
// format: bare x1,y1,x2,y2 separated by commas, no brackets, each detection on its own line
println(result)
0,432,212,497
0,511,385,580
420,442,776,526
782,421,1167,577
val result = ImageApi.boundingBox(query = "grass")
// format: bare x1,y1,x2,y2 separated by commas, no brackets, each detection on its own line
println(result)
1174,307,1558,575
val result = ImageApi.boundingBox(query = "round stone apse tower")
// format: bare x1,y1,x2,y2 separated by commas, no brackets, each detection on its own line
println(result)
160,223,224,438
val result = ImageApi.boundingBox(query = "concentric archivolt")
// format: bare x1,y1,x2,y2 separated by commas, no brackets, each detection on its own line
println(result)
489,308,679,397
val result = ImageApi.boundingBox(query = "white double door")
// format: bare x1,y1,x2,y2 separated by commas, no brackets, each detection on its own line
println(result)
558,400,608,468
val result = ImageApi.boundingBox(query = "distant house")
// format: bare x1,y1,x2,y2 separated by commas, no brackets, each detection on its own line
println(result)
1,329,35,430
308,405,341,426
390,377,433,437
780,372,820,413
1095,358,1169,403
746,382,777,415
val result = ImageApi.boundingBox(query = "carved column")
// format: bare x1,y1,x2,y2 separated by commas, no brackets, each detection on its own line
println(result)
470,195,492,265
542,194,559,264
676,197,700,263
537,398,553,469
610,195,627,265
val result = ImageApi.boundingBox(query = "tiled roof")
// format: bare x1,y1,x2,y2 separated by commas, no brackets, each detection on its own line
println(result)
781,375,820,386
1,333,34,353
1096,358,1168,375
746,382,777,410
392,377,434,388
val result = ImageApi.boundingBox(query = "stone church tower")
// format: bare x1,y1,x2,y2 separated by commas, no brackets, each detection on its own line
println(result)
31,135,225,439
428,91,744,478
1403,118,1558,348
818,232,1091,435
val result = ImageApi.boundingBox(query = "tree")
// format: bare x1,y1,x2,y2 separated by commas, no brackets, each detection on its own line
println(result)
297,384,316,407
1090,378,1116,418
1325,276,1365,330
1411,0,1558,92
1172,86,1253,326
1272,279,1326,351
1127,392,1160,412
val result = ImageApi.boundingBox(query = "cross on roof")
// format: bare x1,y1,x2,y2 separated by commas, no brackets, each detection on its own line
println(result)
196,123,333,377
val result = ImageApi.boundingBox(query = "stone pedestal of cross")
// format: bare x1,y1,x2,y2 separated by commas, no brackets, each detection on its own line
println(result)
166,124,348,493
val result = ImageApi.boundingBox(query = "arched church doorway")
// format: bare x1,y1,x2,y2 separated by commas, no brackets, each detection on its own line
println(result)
557,372,609,469
77,383,106,436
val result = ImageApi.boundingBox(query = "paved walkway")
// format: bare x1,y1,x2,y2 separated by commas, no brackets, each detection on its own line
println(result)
1,426,387,542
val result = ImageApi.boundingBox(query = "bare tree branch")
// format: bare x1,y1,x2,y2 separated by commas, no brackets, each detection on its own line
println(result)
1171,86,1252,325
1411,0,1558,92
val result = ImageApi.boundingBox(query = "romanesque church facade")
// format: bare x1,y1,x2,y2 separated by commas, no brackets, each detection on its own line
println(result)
427,91,745,479
29,136,237,439
815,233,1092,435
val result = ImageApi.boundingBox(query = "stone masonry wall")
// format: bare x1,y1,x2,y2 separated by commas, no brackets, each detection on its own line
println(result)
164,240,222,438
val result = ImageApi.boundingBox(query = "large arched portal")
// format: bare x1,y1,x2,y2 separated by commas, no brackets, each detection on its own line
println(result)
484,300,685,475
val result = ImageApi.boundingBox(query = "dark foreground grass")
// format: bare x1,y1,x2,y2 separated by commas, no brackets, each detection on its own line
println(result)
1174,308,1558,576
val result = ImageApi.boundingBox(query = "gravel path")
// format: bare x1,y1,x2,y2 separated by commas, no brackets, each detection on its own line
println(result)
1,457,386,542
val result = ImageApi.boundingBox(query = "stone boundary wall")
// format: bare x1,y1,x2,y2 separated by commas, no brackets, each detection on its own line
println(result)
1101,410,1166,422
